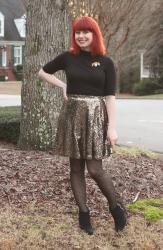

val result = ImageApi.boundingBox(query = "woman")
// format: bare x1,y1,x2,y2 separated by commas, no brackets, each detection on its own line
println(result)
38,16,127,235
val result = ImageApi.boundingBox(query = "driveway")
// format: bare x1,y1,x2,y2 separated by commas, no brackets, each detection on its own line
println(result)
116,99,163,153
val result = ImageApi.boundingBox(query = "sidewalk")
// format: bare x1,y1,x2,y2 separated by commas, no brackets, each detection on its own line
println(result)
0,94,21,106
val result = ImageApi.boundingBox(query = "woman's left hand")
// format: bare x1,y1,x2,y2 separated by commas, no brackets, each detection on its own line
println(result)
107,127,118,146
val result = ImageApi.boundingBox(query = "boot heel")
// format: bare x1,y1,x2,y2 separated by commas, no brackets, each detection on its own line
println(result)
79,209,94,235
110,203,127,232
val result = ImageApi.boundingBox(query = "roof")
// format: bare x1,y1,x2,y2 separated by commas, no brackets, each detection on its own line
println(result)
0,0,25,41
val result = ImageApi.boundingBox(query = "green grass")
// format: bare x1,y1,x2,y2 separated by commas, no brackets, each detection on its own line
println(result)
114,145,158,159
117,93,163,99
0,106,21,112
0,106,21,119
128,198,163,221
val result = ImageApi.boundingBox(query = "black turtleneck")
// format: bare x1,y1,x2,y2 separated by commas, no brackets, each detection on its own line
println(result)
42,50,117,96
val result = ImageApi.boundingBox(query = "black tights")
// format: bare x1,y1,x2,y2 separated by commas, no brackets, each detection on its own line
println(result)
69,158,117,212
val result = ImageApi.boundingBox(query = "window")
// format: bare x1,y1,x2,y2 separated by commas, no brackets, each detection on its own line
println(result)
0,12,4,37
14,46,22,65
2,49,6,66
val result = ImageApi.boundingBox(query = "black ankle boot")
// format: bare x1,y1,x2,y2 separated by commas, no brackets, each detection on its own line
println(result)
79,209,94,235
110,203,127,232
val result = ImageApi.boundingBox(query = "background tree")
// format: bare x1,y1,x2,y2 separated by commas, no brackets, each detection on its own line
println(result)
67,0,146,92
119,0,163,93
18,0,70,150
68,0,163,93
67,0,146,56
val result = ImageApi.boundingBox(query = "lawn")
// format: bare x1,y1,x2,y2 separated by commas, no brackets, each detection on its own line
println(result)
117,93,163,99
0,82,22,95
0,82,163,99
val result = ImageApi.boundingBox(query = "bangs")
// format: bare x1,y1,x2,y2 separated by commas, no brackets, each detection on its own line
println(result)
73,19,93,32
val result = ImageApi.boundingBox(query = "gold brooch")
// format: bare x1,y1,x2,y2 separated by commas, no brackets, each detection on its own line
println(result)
91,61,100,67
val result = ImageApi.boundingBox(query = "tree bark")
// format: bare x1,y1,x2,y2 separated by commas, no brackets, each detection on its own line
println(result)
18,0,70,150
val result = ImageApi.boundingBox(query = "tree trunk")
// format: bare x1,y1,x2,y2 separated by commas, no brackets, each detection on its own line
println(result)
18,0,70,150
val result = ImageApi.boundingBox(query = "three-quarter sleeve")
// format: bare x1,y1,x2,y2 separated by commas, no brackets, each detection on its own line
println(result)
104,57,117,96
42,51,67,74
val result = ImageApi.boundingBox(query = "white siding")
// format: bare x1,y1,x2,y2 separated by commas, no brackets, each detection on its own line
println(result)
14,14,26,38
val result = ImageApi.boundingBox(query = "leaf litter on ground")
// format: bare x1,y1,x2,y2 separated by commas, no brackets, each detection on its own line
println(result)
0,144,163,249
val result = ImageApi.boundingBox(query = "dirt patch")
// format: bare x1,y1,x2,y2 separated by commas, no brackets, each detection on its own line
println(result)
0,82,21,95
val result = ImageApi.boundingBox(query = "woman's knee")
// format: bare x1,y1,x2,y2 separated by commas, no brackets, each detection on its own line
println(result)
86,159,103,179
69,158,85,173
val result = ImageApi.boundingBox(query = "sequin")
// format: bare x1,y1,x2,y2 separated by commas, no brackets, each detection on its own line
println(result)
52,94,112,159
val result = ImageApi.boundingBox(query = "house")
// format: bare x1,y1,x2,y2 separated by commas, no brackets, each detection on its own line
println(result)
0,0,25,81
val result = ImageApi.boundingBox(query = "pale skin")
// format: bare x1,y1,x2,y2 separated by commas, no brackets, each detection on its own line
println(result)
38,29,118,146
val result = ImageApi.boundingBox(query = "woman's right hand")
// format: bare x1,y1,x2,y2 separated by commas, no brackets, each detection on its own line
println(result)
63,84,68,101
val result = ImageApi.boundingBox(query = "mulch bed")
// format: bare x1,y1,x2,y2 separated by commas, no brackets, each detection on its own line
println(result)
0,145,162,218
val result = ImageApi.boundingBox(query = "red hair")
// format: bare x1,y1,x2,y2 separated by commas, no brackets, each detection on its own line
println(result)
69,16,106,56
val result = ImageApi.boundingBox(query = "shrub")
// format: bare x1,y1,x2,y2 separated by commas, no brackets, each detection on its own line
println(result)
133,79,161,95
154,89,163,94
13,64,23,81
0,107,20,143
158,73,163,85
0,75,6,81
120,67,140,94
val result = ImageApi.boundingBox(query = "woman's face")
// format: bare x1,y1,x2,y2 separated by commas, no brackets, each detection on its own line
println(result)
75,30,93,51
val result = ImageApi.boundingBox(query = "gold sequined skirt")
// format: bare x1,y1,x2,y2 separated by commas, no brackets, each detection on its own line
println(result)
52,94,112,159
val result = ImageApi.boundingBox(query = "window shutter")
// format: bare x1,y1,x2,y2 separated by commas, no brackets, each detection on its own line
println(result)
11,45,15,65
22,45,25,64
0,50,2,66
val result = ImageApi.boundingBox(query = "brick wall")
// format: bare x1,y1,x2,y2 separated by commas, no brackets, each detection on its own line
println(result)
0,45,16,81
